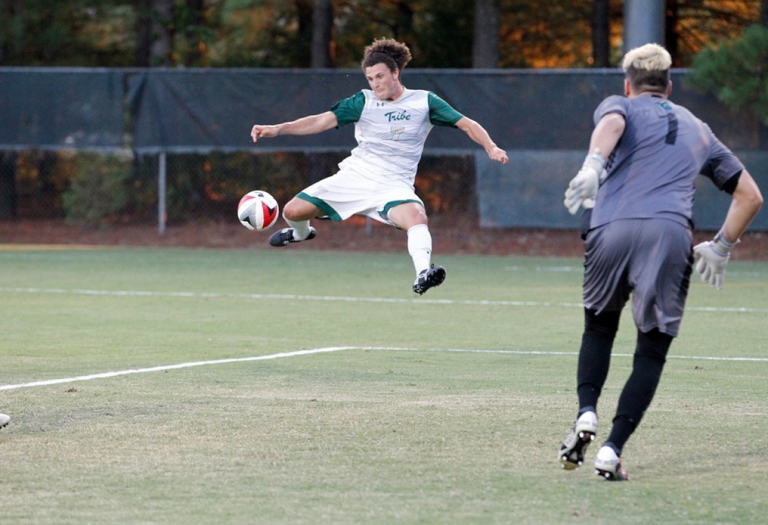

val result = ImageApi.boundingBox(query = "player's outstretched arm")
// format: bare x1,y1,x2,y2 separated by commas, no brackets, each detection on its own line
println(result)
455,117,508,164
251,111,338,143
693,169,763,290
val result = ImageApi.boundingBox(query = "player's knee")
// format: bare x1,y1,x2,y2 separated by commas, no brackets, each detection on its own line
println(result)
390,203,427,229
409,205,428,226
282,199,314,222
282,202,300,221
413,211,428,226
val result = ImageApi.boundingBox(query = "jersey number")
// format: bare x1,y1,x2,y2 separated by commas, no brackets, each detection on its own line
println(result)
665,113,678,145
390,126,405,141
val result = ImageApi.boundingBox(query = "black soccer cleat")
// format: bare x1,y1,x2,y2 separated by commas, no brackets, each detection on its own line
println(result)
413,265,446,295
269,227,316,247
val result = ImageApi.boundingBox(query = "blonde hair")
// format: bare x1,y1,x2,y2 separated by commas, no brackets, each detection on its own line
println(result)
622,43,672,72
621,43,671,94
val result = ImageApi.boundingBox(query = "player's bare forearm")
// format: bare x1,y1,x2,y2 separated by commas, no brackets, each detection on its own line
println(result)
251,111,338,143
588,113,625,158
721,169,764,242
693,169,762,290
457,117,508,164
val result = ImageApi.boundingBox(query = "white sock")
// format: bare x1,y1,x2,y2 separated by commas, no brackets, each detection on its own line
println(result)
285,217,311,240
407,224,432,276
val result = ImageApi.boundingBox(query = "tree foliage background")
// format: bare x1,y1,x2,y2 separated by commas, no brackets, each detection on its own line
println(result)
0,1,765,226
691,24,768,124
0,0,763,69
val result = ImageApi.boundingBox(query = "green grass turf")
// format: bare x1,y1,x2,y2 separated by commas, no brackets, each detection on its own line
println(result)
1,247,767,524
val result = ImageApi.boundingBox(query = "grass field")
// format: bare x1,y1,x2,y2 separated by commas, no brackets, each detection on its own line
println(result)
1,246,767,524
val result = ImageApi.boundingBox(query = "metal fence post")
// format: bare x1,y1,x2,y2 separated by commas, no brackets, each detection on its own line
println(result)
158,152,167,234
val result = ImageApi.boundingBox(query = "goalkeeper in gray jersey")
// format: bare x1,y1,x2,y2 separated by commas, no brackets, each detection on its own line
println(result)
558,43,763,480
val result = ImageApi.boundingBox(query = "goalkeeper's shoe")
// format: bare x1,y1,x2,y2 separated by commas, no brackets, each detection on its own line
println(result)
269,227,316,247
594,445,629,481
558,411,597,470
413,265,446,295
0,413,9,429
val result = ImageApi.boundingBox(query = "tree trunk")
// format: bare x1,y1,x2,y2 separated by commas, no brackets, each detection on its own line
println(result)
592,0,610,67
135,0,153,66
0,152,17,219
472,0,500,68
391,1,414,42
762,0,768,26
150,0,175,67
311,0,332,68
0,0,25,65
185,0,206,66
308,0,333,198
665,0,679,66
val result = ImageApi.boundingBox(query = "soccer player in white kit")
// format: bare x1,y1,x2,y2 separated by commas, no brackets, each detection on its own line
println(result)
251,38,508,295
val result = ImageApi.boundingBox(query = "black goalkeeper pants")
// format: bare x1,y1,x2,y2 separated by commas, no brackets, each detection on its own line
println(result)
576,308,673,454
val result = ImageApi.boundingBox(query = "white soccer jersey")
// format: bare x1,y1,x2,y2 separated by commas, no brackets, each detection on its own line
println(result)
331,88,463,188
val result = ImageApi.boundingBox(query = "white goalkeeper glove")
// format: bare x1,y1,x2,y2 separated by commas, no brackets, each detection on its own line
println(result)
693,231,736,290
564,149,607,215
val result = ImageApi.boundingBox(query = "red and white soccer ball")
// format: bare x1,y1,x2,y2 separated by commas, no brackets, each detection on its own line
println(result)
237,190,279,231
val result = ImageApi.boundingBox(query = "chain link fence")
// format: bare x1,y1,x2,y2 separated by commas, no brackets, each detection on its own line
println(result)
0,149,476,230
2,68,766,239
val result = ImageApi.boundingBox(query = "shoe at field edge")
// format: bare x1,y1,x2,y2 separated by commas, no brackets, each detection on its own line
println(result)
269,227,316,247
594,445,629,481
0,413,9,429
559,411,597,470
413,265,446,295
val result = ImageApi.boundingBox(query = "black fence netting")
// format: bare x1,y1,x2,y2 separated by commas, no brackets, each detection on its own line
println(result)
0,68,125,150
1,68,766,230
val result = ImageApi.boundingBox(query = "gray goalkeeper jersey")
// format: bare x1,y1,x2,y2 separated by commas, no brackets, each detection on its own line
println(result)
589,94,744,230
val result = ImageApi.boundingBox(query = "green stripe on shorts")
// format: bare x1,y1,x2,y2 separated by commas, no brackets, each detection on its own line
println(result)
297,192,343,221
379,199,423,221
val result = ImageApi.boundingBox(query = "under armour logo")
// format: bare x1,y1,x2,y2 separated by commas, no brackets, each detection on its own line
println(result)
376,102,386,107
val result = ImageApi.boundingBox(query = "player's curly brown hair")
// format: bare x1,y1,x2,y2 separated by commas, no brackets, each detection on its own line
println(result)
361,38,412,72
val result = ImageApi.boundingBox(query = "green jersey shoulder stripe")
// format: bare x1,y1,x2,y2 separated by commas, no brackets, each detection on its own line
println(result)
331,91,365,127
331,90,463,128
427,92,463,127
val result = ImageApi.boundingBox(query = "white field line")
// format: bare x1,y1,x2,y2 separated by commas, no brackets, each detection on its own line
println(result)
1,286,766,313
0,347,352,391
2,346,768,392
